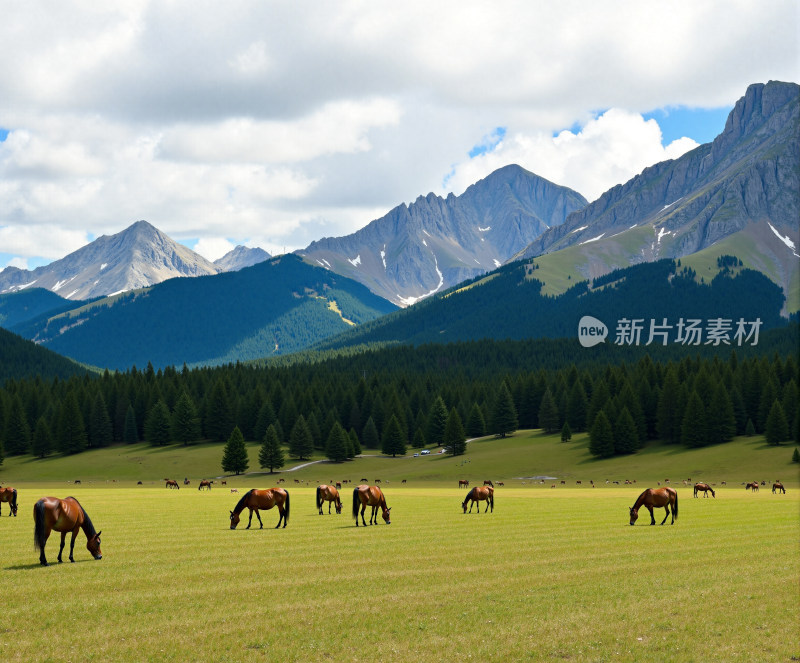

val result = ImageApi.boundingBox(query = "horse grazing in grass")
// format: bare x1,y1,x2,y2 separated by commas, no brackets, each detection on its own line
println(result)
629,487,678,526
316,484,342,514
230,488,290,529
746,482,759,492
198,480,212,491
462,485,494,514
165,479,179,489
33,496,102,566
0,486,18,516
352,485,391,526
694,483,715,498
458,479,469,488
772,482,786,494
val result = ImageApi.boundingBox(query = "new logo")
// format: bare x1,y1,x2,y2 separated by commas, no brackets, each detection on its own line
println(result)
578,315,607,347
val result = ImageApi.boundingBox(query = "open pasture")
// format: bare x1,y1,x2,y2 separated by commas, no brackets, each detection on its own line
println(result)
0,484,797,662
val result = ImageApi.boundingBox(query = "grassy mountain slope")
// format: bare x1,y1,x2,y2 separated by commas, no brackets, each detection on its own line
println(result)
0,288,86,329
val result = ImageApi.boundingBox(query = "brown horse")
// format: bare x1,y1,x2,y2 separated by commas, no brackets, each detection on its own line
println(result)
483,480,494,487
198,480,212,491
694,483,715,498
352,485,391,526
316,484,342,514
458,479,469,488
772,482,786,494
462,485,494,513
629,487,678,525
746,482,759,492
0,486,18,516
165,479,179,489
230,488,290,529
33,496,102,566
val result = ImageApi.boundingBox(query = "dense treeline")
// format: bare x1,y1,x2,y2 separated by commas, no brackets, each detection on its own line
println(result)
1,331,797,467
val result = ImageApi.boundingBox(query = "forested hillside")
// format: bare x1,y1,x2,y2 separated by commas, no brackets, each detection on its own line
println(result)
0,327,87,385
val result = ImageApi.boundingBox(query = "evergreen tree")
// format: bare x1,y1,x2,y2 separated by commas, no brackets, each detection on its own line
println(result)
765,401,789,446
205,378,234,442
31,416,53,459
444,408,466,456
222,426,249,475
537,388,559,434
58,392,87,455
588,411,614,458
560,421,572,443
258,424,285,473
412,427,426,449
123,404,139,444
382,414,406,457
325,421,349,462
792,447,800,463
707,383,736,445
466,402,486,438
681,392,707,448
348,428,361,457
253,400,276,443
586,380,610,430
144,399,172,447
491,382,519,437
744,418,755,437
288,415,314,460
172,391,201,445
88,391,113,449
362,416,380,449
3,394,31,455
426,396,448,448
614,407,638,455
566,380,588,431
656,368,682,444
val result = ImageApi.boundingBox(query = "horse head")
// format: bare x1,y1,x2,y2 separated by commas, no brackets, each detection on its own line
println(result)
382,506,391,524
629,507,639,525
462,500,468,514
88,531,103,560
230,511,241,529
335,502,342,514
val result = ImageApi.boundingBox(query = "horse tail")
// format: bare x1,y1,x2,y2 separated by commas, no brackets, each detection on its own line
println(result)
673,490,678,521
316,485,322,509
489,488,494,510
352,487,360,519
284,490,290,525
11,488,17,510
33,499,46,552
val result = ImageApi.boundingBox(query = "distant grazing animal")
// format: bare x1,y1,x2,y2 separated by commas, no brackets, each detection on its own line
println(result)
198,480,212,491
746,482,759,492
772,482,785,494
459,480,469,488
561,480,565,485
496,482,504,486
221,481,226,486
352,485,391,526
360,478,368,483
335,482,342,489
0,486,18,516
277,478,285,483
74,480,81,485
402,479,407,484
694,483,715,498
629,487,678,526
294,479,300,483
462,486,494,514
230,489,238,493
137,481,143,485
374,479,381,484
760,481,766,486
165,480,179,489
316,484,342,514
230,488,290,529
33,496,102,566
576,481,581,485
183,479,190,486
484,480,493,486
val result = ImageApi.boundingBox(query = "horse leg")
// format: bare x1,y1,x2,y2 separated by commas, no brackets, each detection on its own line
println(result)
484,500,490,513
57,531,68,563
39,528,51,566
360,503,367,527
275,506,284,529
255,510,264,529
660,506,670,525
328,502,332,514
647,506,656,525
68,527,80,562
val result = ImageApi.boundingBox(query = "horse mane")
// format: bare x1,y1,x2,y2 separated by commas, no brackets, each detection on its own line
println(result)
69,497,97,538
631,489,649,510
463,487,474,503
234,489,254,514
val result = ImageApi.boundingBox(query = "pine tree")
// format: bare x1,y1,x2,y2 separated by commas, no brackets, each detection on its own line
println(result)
362,416,380,449
491,382,519,437
144,400,172,446
123,404,139,444
88,391,113,449
205,378,234,442
31,416,53,459
325,421,349,462
412,427,426,449
537,388,559,434
681,392,707,448
765,401,789,446
3,394,31,455
258,424,285,473
348,428,361,457
589,411,614,458
444,408,466,456
382,414,406,457
172,391,201,445
426,396,448,448
614,407,638,455
253,400,276,442
656,368,682,444
560,421,572,443
707,383,736,445
744,418,755,437
466,403,486,438
792,447,800,463
58,392,87,455
222,426,249,475
288,415,314,460
566,380,588,431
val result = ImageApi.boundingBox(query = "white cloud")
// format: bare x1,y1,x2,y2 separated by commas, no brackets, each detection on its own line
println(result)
194,237,236,263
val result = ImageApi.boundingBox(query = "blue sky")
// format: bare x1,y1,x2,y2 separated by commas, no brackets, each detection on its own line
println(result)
644,106,733,145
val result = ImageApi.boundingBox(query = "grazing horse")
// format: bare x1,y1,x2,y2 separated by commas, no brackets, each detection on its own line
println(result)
352,485,391,526
462,486,494,514
165,479,179,489
772,482,786,494
33,496,102,566
198,480,212,491
484,480,494,486
458,479,469,488
629,487,678,525
230,488,290,529
316,484,342,514
0,486,18,516
694,483,715,498
746,482,759,492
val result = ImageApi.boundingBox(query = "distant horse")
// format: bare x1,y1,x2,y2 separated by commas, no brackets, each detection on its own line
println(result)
484,480,493,486
352,485,391,526
772,482,786,494
183,479,190,486
230,488,290,529
316,484,342,514
462,486,494,514
458,479,469,488
746,482,759,492
629,487,678,525
33,496,102,566
0,486,18,516
198,480,212,491
165,480,179,489
694,483,715,498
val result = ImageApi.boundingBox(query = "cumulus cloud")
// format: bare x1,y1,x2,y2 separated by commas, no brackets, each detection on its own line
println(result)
194,237,236,263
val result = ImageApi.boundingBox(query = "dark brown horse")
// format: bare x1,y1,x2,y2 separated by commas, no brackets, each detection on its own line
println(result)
198,480,212,491
0,486,18,516
694,483,715,498
352,485,391,526
165,479,179,489
462,485,494,513
629,487,678,525
229,488,290,529
458,479,469,488
33,496,102,566
772,482,786,494
746,481,759,492
316,484,342,514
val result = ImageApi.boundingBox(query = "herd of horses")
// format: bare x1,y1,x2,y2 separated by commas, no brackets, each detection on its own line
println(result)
0,476,789,565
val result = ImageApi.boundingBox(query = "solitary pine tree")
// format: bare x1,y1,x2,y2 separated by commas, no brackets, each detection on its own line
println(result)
222,426,249,475
560,421,572,443
744,418,755,437
537,388,559,434
491,382,519,437
31,416,53,459
589,411,614,458
765,401,789,446
325,421,349,462
444,408,466,456
289,415,314,460
792,447,800,463
348,428,361,457
258,424,285,473
466,403,486,438
382,414,406,457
